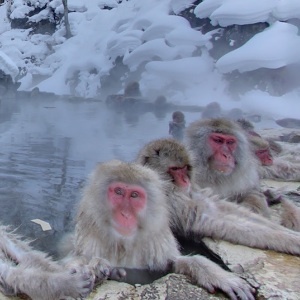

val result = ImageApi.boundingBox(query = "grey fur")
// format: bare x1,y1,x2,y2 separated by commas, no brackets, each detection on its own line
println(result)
67,160,255,300
136,138,300,256
0,226,94,300
185,118,269,217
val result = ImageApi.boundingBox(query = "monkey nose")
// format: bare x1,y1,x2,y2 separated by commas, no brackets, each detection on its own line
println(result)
121,211,131,219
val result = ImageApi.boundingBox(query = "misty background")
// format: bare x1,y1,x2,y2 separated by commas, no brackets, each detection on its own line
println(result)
0,0,299,255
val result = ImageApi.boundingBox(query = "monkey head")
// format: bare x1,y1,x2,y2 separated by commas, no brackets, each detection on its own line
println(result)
186,118,252,176
172,111,185,123
136,139,194,192
249,136,273,166
236,118,255,131
79,160,169,240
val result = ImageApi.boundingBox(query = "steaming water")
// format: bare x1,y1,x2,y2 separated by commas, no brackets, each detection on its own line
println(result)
0,96,201,255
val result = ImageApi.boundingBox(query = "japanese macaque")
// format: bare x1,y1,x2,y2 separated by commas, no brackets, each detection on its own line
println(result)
124,81,142,98
236,119,300,181
65,160,255,300
0,226,94,300
236,119,300,231
136,138,300,255
248,135,273,167
185,118,270,217
169,111,186,141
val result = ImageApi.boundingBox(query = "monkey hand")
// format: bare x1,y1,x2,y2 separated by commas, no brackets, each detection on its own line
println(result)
109,267,127,281
175,256,256,300
0,262,15,296
88,257,126,283
67,264,95,298
206,272,256,300
89,257,111,283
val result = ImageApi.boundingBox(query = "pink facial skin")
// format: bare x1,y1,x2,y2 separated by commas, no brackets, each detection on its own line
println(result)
168,166,190,190
255,149,273,166
208,133,237,175
107,182,147,236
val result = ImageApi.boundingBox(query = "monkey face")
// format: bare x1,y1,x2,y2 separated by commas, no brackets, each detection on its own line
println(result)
207,133,237,175
255,149,273,166
107,181,147,237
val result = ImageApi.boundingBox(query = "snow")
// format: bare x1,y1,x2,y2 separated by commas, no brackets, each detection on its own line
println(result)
0,50,19,80
0,0,298,120
216,22,300,73
195,0,300,26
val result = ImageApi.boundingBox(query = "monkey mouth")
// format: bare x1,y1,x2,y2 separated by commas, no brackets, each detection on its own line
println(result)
114,225,135,237
213,165,234,175
113,213,137,237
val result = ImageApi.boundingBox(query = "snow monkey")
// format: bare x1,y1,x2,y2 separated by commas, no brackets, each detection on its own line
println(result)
67,160,255,300
169,111,186,141
136,138,300,254
236,119,300,182
236,119,300,231
185,118,270,217
0,225,94,300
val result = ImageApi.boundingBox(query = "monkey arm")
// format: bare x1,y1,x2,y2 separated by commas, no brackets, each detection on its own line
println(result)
0,262,94,300
0,227,95,299
173,255,255,300
260,159,300,181
170,191,300,256
192,202,300,255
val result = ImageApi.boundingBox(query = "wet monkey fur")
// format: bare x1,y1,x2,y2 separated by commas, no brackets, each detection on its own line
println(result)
0,226,94,300
185,118,270,217
136,138,300,256
65,160,255,300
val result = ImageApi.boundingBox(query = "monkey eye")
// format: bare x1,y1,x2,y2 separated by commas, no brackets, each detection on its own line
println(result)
131,191,139,198
257,150,265,155
170,167,179,171
114,187,123,195
213,138,223,144
227,140,235,145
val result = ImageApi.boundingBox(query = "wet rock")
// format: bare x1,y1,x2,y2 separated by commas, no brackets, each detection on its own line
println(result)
279,132,300,143
276,118,300,129
88,274,227,300
86,235,300,300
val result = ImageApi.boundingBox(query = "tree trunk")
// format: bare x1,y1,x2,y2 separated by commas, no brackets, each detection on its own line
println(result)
62,0,72,39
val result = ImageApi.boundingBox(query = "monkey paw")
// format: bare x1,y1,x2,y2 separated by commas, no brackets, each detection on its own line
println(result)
210,274,256,300
0,282,15,297
109,267,126,281
68,264,95,298
89,257,126,283
89,257,112,283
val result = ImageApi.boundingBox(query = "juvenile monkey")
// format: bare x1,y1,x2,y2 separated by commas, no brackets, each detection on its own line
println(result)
66,160,255,300
0,226,94,300
185,118,270,217
169,111,186,141
136,138,300,254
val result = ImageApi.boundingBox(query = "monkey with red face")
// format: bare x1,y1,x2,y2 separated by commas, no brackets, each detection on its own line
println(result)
185,118,270,217
236,118,300,181
136,138,300,255
235,119,300,231
64,160,255,300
